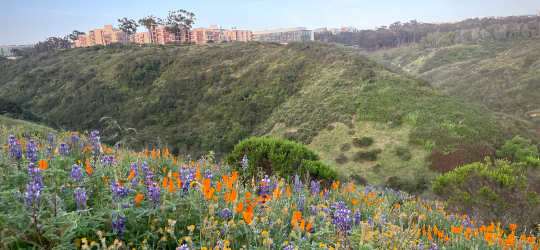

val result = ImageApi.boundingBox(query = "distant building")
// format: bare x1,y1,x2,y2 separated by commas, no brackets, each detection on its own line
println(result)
73,25,128,47
252,27,313,44
190,25,252,44
131,32,151,44
328,28,340,34
221,28,253,43
150,25,190,44
340,26,357,32
314,27,327,33
0,44,35,56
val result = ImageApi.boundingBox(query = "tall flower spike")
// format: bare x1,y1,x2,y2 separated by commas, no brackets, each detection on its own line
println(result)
8,134,22,161
26,139,39,162
241,155,248,171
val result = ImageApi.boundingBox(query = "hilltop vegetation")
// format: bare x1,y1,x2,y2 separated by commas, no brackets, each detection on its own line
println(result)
0,41,538,178
368,36,540,127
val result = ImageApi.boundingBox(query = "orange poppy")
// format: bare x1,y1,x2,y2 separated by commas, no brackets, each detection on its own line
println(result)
237,201,244,213
162,177,169,187
128,170,136,179
205,188,214,200
286,187,291,197
306,220,312,231
86,165,93,175
168,180,174,193
38,161,48,171
196,170,201,181
216,182,221,192
242,211,253,223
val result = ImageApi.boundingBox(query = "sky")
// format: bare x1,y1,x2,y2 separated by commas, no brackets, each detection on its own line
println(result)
1,0,539,45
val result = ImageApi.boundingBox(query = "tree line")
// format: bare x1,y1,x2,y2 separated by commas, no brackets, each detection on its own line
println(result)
316,15,540,51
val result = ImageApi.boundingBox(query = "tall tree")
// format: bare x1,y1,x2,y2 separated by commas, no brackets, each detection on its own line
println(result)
164,9,196,43
138,15,158,44
118,17,139,44
68,30,86,42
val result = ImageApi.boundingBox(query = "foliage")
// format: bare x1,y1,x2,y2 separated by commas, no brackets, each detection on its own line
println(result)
325,124,334,131
224,137,337,183
433,157,540,228
347,130,356,135
2,125,540,249
334,153,348,164
353,137,374,147
353,149,381,162
339,143,351,151
400,152,412,161
496,136,539,162
386,169,436,195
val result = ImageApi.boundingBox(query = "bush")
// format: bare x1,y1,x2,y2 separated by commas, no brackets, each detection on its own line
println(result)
353,150,379,162
326,124,335,131
496,136,539,162
433,157,540,229
347,130,356,135
350,174,368,186
340,143,351,151
353,137,374,147
224,137,338,183
395,145,410,157
372,164,382,174
401,152,412,161
335,153,348,164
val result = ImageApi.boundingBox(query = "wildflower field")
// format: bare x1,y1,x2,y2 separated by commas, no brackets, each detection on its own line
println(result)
1,125,540,250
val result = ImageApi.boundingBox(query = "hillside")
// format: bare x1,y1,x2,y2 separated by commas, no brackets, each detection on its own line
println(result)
0,41,538,179
368,37,540,127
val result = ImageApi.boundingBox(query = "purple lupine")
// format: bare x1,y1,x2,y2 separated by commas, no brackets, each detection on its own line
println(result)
176,245,189,250
111,181,130,200
220,208,232,219
130,162,139,185
142,162,153,185
60,186,66,195
324,189,329,200
147,182,161,204
284,246,294,250
310,181,320,196
74,187,87,214
89,131,100,153
418,242,424,250
24,163,43,206
47,133,54,144
80,138,87,152
367,217,373,225
26,132,31,140
178,165,195,195
331,201,352,236
112,216,126,236
204,169,214,185
26,139,39,162
293,175,303,193
8,134,22,161
430,243,438,250
241,155,248,171
70,164,83,184
381,214,387,223
70,133,80,144
298,195,306,212
58,142,69,155
310,205,318,216
354,210,362,225
260,175,270,198
100,154,115,166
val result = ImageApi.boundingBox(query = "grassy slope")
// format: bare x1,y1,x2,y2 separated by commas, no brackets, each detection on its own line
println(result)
368,37,540,127
0,41,537,179
265,121,427,186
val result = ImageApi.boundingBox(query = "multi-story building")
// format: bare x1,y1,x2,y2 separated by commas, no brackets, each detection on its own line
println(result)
131,32,151,44
328,28,340,34
221,28,252,42
0,44,35,57
340,26,357,32
190,25,252,44
252,27,313,44
150,25,190,44
314,27,327,33
73,25,128,47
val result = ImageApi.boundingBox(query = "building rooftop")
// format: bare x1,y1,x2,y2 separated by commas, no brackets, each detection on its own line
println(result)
253,27,309,34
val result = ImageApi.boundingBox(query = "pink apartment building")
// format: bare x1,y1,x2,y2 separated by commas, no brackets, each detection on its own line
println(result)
190,25,252,44
73,25,128,47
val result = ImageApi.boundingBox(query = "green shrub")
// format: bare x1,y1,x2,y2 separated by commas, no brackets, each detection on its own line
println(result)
433,157,540,228
335,153,348,164
326,124,335,131
395,145,410,157
350,174,368,186
347,130,356,135
372,164,382,174
353,150,379,162
353,137,374,147
401,152,412,161
496,136,539,162
340,143,351,151
224,137,338,183
386,169,436,195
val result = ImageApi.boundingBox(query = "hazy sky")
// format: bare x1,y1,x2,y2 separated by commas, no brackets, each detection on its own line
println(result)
1,0,539,45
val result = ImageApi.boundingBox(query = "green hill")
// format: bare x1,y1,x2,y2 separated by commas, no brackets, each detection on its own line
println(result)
368,37,540,128
0,41,537,180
